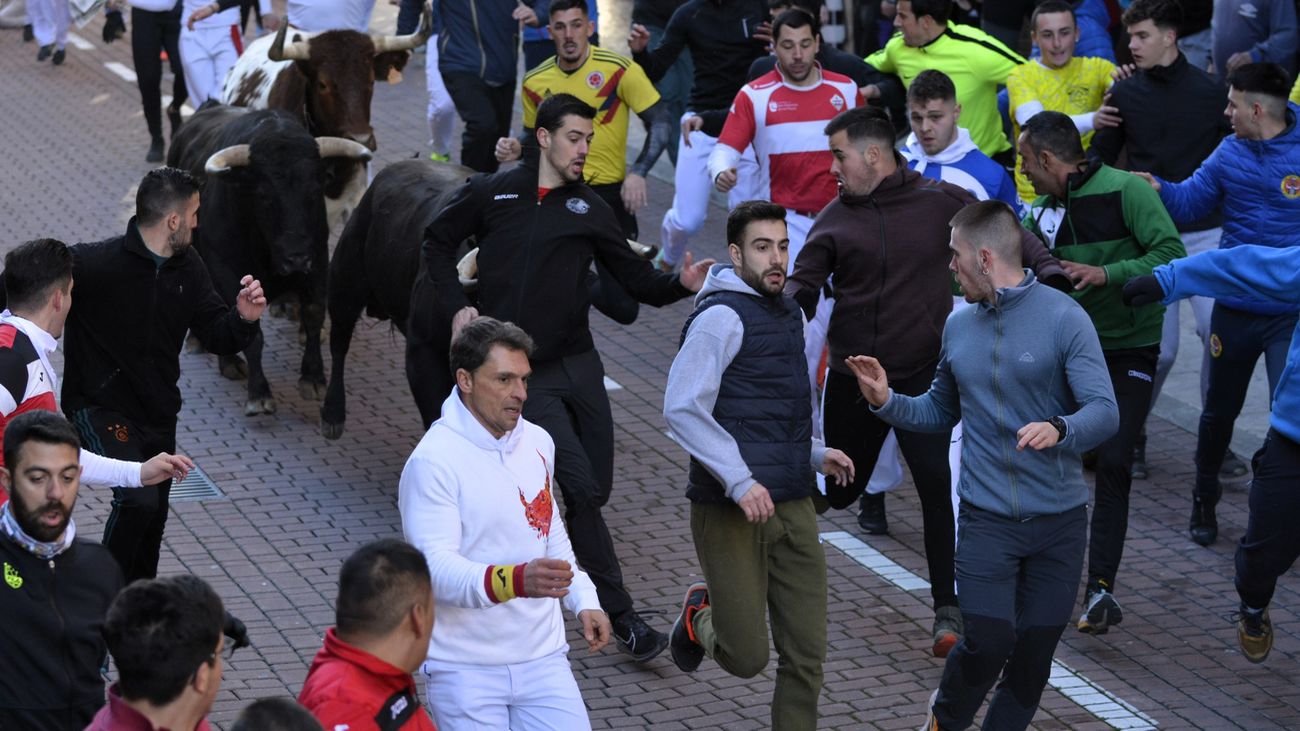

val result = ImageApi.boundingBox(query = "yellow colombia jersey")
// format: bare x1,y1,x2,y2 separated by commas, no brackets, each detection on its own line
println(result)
522,46,661,186
1007,56,1114,203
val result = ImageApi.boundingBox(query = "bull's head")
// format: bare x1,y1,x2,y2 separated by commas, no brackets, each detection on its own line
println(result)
205,138,372,276
267,6,432,151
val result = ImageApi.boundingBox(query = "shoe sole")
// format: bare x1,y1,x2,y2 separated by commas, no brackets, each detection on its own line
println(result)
670,584,707,672
1239,629,1273,663
1077,606,1123,635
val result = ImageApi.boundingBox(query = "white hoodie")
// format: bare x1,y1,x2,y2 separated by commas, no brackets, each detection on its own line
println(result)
399,389,600,666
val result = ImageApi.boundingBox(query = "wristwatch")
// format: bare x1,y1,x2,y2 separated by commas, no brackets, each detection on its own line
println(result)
1048,416,1068,442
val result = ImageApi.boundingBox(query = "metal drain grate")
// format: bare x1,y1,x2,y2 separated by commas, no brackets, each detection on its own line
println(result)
170,465,224,503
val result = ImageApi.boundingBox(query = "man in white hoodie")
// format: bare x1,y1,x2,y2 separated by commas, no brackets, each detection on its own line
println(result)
663,201,853,730
398,316,611,731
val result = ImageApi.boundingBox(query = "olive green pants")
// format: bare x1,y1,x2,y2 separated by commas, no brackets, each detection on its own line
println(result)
690,497,828,731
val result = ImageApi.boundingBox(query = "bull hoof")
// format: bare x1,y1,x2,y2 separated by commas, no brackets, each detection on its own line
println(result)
298,380,326,401
220,358,248,380
321,420,345,440
244,397,277,416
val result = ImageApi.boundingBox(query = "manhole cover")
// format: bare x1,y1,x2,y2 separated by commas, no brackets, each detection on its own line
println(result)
170,465,224,503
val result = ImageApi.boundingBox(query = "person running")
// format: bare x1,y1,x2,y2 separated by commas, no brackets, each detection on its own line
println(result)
1088,0,1233,481
850,200,1118,731
1123,245,1300,664
865,0,1025,161
182,0,279,105
1006,0,1116,206
1133,62,1300,547
421,94,712,661
664,201,854,729
1018,111,1186,635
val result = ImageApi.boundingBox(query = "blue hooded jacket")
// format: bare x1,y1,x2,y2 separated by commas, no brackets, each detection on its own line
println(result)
1156,246,1300,443
1154,103,1300,313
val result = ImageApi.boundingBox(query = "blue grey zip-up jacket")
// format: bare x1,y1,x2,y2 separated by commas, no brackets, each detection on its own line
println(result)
874,271,1119,520
436,0,520,86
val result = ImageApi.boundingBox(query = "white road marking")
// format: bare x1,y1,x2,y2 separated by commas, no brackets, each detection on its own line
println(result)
104,61,137,82
66,32,95,50
821,530,1158,729
90,93,110,105
603,376,623,392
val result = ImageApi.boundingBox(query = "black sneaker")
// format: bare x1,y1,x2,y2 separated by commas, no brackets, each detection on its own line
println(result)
1190,489,1216,546
1131,433,1148,480
147,136,165,163
1221,450,1249,478
52,49,66,66
610,610,667,662
670,582,709,672
23,24,33,42
1077,586,1123,634
1237,605,1273,663
36,44,53,61
858,492,888,535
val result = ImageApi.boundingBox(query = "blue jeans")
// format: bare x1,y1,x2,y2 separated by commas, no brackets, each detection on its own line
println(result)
936,502,1087,731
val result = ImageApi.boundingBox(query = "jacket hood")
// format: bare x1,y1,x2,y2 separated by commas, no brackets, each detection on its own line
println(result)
695,263,764,305
904,127,979,172
436,388,525,455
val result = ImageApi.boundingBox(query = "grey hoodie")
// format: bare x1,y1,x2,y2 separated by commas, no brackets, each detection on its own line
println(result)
874,271,1119,520
664,264,828,503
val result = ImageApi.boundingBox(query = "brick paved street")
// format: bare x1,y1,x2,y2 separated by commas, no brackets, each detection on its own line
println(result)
1,4,1298,728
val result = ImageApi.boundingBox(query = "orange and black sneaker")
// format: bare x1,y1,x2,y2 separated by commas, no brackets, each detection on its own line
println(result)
918,689,940,731
1078,585,1124,635
670,582,709,672
1237,605,1273,663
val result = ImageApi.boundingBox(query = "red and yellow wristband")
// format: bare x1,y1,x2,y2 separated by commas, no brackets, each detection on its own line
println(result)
484,564,528,603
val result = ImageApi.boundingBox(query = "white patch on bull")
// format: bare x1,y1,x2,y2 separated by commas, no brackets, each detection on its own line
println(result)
220,27,320,108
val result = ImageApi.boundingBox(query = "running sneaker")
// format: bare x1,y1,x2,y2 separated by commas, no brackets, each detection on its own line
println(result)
670,582,709,672
610,610,667,662
858,492,888,535
1237,605,1273,663
919,689,939,731
932,605,962,658
429,151,451,162
1131,432,1148,480
1189,490,1219,547
1077,586,1124,635
1221,450,1249,478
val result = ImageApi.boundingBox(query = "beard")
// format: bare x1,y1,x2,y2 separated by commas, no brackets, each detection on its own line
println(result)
167,226,193,256
12,495,70,543
740,266,785,297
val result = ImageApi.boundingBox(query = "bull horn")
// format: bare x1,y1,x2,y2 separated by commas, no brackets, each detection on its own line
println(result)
371,3,432,53
315,137,373,161
205,144,252,175
268,21,311,62
457,247,478,291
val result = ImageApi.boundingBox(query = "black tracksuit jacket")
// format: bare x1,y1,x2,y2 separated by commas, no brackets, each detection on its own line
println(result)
422,163,692,363
0,537,123,731
62,219,260,432
1088,53,1231,232
632,0,768,133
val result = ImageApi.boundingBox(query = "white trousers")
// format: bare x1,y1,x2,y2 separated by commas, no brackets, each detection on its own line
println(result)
27,0,67,48
420,650,591,731
660,113,753,266
426,33,457,156
180,24,241,105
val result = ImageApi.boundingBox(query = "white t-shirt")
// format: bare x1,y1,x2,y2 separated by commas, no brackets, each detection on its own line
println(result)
286,0,376,32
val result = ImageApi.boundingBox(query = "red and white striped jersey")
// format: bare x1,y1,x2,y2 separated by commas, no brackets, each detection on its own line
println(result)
709,66,863,214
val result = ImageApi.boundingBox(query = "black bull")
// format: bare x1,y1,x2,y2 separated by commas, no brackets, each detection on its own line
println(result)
319,160,651,439
168,105,370,415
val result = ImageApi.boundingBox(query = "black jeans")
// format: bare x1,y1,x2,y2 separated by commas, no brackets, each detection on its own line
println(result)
1195,305,1296,499
823,367,957,609
131,5,186,141
936,503,1086,731
1236,429,1300,610
1086,346,1158,591
521,349,635,619
71,406,176,585
441,71,514,173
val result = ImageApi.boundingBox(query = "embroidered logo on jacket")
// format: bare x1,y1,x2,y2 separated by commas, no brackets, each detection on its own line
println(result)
566,197,590,214
519,452,554,538
3,562,21,589
1281,175,1300,199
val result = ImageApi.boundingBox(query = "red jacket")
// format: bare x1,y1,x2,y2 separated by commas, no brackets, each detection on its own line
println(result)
298,629,437,731
83,683,212,731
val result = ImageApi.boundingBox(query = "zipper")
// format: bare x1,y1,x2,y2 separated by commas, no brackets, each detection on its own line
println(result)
146,266,161,364
514,193,543,325
48,559,76,709
991,305,1020,519
468,0,485,78
870,198,886,357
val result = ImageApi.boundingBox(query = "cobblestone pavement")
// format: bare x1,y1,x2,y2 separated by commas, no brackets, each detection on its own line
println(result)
1,5,1297,728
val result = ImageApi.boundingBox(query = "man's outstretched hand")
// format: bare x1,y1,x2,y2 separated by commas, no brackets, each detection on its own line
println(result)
1122,275,1165,307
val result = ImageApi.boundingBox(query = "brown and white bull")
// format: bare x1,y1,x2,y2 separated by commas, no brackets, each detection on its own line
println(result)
219,8,431,228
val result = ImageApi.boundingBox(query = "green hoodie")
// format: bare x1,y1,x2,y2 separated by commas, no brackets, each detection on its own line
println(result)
1022,162,1186,350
